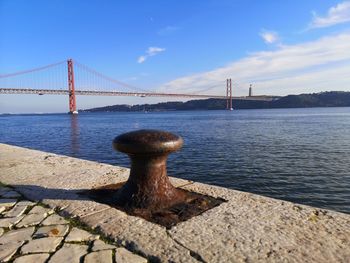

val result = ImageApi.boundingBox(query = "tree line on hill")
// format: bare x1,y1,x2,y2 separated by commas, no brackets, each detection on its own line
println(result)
81,91,350,112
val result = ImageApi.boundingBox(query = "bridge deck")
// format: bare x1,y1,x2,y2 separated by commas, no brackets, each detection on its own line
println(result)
0,88,279,101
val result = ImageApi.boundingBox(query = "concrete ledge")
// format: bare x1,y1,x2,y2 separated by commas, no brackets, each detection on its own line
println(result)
0,143,349,262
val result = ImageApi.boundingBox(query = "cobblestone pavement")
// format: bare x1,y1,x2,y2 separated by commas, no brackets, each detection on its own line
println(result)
0,185,148,263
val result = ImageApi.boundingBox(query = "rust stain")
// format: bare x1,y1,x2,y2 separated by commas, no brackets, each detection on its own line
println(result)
50,228,60,235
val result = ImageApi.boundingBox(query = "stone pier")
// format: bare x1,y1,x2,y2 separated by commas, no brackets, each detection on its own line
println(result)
0,143,349,262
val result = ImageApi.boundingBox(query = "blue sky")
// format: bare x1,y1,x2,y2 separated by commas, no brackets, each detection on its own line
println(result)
1,0,350,113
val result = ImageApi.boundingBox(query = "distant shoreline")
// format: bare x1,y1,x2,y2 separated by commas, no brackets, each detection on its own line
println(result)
82,91,350,112
1,91,349,115
2,106,350,116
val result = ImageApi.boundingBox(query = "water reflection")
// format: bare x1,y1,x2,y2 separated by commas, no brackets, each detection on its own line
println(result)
70,115,80,155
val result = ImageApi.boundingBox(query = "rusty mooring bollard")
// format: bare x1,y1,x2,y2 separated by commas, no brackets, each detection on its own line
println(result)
113,129,188,210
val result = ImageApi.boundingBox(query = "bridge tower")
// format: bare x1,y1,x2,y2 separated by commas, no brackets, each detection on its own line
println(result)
226,78,233,110
67,59,78,114
249,84,252,97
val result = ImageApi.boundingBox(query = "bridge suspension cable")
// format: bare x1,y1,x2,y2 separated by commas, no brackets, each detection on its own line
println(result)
74,60,151,93
189,83,224,94
0,60,66,79
0,60,67,91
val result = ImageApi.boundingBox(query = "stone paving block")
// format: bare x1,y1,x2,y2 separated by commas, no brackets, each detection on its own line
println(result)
167,177,193,188
16,212,47,227
1,190,21,198
0,227,34,244
0,199,17,208
84,250,113,263
92,239,116,251
65,227,99,242
115,247,148,263
61,200,113,219
0,241,24,262
80,209,197,263
21,237,63,254
0,228,3,237
28,205,52,215
33,224,70,238
49,243,88,263
0,215,24,228
16,200,36,206
172,182,350,263
0,187,12,196
0,206,6,214
0,186,13,196
4,203,28,218
13,253,50,263
41,214,68,225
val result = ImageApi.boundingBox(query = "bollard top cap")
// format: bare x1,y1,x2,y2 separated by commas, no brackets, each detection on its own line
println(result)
113,129,183,154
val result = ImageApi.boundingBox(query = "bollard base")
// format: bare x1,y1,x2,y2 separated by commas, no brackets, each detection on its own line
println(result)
81,183,225,229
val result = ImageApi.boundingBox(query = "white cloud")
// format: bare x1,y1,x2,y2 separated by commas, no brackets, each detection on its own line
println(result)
147,47,165,56
309,1,350,28
158,26,179,35
137,47,166,63
260,30,279,44
137,56,146,63
158,33,350,96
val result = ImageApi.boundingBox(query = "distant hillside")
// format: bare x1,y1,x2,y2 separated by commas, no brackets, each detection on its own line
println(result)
81,91,350,112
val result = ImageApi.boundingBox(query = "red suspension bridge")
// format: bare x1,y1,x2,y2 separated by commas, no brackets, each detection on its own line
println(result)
0,59,279,113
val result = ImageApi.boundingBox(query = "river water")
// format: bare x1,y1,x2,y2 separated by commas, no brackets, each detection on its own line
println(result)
1,107,350,214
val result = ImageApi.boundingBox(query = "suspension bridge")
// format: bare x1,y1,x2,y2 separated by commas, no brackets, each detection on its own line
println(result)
0,59,279,113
